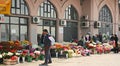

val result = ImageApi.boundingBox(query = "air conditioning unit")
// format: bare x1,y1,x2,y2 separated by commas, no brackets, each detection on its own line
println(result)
81,21,89,28
32,17,40,24
94,21,101,28
60,20,67,26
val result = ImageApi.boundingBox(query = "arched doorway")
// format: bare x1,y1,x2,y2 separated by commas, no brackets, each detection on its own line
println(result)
99,5,113,35
64,5,78,42
37,0,57,41
0,0,29,41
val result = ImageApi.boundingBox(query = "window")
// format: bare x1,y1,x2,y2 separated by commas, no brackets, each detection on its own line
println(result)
38,0,57,18
98,5,113,34
0,17,28,41
64,5,78,20
37,0,57,42
99,5,112,22
11,0,29,15
0,0,29,41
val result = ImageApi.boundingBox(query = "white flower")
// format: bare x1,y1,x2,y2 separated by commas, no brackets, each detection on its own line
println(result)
2,53,6,56
0,54,2,58
34,51,40,54
7,52,13,56
15,53,20,56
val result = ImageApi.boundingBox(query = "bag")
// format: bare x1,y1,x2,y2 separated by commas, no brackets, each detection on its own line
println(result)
49,36,55,45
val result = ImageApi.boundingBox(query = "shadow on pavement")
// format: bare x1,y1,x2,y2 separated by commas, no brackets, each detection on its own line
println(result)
39,64,48,66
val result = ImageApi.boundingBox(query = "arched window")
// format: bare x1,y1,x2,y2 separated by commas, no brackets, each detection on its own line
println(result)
37,0,57,41
63,5,78,42
99,5,112,22
38,0,57,18
11,0,29,15
99,5,113,34
64,5,78,20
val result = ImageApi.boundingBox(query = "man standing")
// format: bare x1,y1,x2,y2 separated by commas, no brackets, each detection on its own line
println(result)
41,29,52,65
98,32,103,43
114,34,119,53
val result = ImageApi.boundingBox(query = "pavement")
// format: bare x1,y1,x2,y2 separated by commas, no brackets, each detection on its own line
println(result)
0,53,120,66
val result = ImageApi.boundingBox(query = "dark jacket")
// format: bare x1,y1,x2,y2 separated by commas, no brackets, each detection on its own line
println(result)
41,34,51,47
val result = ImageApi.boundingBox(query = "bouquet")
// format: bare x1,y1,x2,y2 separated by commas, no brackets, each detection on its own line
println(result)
2,52,16,59
34,50,40,56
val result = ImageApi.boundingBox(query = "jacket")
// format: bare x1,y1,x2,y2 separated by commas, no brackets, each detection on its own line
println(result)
41,34,51,47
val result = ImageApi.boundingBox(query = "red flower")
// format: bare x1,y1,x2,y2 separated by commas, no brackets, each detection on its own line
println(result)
10,49,16,53
11,56,18,60
0,45,2,50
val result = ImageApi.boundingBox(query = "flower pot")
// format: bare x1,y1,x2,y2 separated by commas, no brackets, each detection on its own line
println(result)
17,57,20,64
66,54,68,58
3,59,17,65
0,58,3,64
26,56,32,62
56,52,58,58
39,55,44,60
22,57,25,63
35,57,39,61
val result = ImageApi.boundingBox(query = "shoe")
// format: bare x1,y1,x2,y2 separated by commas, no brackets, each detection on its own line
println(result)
48,61,52,64
41,63,48,65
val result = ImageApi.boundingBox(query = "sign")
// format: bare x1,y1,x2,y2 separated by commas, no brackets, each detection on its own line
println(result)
0,14,4,22
0,0,11,15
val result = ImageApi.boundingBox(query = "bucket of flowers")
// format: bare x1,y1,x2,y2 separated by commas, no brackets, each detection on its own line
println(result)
15,52,21,63
20,50,29,63
34,50,40,61
63,50,69,58
2,52,18,65
26,53,35,62
39,50,45,60
0,53,3,64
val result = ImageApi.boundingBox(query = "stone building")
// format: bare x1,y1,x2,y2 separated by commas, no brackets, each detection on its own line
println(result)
0,0,119,44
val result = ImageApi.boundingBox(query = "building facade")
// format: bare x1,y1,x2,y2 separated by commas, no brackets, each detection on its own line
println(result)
0,0,119,44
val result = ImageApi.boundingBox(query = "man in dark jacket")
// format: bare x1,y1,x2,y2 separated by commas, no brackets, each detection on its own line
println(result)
41,29,52,65
114,34,119,53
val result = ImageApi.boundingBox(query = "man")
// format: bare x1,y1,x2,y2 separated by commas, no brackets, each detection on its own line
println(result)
41,29,52,65
98,32,103,43
114,34,119,53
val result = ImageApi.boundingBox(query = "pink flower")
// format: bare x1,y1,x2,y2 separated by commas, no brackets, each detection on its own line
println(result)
30,53,35,58
23,50,29,53
40,50,45,55
34,51,40,55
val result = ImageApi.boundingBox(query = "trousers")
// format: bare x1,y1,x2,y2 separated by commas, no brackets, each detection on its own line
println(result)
44,46,52,63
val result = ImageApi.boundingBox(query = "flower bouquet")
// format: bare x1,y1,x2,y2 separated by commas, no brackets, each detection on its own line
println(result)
26,53,35,62
21,40,31,49
39,50,45,60
34,50,40,61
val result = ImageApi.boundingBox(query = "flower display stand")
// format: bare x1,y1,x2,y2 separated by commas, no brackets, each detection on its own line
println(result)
3,59,17,65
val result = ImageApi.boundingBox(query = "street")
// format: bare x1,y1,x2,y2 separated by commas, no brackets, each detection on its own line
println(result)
2,53,119,66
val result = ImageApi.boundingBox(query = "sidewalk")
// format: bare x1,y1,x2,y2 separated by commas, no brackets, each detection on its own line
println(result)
0,53,120,66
